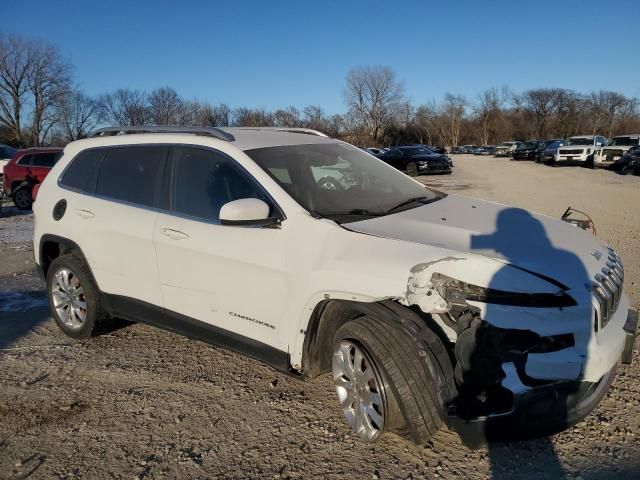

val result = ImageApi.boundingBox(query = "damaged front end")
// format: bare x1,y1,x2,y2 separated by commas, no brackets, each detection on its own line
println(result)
401,261,636,444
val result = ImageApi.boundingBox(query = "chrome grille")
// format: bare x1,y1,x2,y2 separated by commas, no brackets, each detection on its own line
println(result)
561,149,584,155
591,248,624,330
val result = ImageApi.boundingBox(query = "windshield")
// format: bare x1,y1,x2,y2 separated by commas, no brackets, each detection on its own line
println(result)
247,142,443,222
609,136,639,146
518,141,538,149
567,137,594,146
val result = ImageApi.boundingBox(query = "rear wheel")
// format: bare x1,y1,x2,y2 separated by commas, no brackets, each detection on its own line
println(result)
46,254,113,338
406,162,419,177
332,313,454,444
12,187,32,210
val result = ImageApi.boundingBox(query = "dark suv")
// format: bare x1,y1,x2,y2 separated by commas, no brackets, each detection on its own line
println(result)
2,148,63,209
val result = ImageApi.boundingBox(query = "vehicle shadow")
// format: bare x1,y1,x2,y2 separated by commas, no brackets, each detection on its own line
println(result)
459,208,595,478
0,205,32,218
0,289,50,349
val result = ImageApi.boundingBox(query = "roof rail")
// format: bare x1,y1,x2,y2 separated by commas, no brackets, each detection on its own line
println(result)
90,126,235,142
232,127,328,137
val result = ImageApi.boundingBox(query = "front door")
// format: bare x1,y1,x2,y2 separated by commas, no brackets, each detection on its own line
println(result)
153,145,290,351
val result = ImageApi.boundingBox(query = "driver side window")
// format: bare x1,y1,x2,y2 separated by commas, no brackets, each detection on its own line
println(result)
171,146,268,222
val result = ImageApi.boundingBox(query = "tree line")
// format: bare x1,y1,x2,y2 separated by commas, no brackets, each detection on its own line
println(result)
2,34,639,148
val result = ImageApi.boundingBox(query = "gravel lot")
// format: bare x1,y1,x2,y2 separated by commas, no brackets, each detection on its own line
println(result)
1,155,638,479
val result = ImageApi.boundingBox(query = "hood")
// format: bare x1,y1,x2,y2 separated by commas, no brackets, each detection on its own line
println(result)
559,145,591,151
346,194,609,291
601,145,636,152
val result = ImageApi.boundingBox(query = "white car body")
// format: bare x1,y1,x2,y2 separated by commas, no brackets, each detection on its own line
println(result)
494,141,519,157
33,127,635,441
555,135,607,164
593,134,640,168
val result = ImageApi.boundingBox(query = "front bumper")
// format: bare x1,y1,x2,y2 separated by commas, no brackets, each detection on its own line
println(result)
450,307,637,446
594,153,624,167
449,364,618,446
555,153,590,164
417,163,451,174
512,151,536,160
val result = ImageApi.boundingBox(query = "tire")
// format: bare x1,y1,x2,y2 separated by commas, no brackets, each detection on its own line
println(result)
332,312,455,444
316,176,343,191
12,187,32,210
406,162,419,177
46,254,113,339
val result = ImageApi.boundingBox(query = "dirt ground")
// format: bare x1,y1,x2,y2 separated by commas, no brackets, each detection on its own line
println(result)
0,155,638,480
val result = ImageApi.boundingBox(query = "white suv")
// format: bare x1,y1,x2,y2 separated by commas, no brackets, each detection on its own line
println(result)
33,126,636,444
555,135,607,166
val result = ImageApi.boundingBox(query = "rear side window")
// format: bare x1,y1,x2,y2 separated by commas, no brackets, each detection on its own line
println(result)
31,152,62,167
172,146,267,221
61,149,103,192
96,146,167,208
17,155,34,166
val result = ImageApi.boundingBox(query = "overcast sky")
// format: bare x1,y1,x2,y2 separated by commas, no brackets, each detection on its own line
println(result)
5,0,639,112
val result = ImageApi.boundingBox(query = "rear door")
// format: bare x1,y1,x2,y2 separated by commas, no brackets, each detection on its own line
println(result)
153,145,289,350
69,145,168,308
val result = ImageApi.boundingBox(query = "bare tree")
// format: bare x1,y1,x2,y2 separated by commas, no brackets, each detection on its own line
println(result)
0,35,71,146
27,40,72,145
274,106,301,127
303,105,326,131
148,86,183,125
519,88,570,139
232,107,274,127
474,87,509,145
100,89,148,126
344,65,405,144
54,90,103,140
587,90,629,138
0,35,31,145
438,94,466,147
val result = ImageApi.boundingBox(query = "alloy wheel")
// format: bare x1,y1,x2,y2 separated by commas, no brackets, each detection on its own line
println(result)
332,340,386,441
51,268,87,329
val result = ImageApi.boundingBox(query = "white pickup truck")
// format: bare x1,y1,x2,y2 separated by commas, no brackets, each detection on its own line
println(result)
555,135,607,166
594,134,640,168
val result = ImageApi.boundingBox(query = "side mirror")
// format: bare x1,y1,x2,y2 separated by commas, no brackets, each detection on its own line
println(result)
219,198,280,227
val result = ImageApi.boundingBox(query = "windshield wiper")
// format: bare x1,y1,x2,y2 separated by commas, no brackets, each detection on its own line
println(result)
385,196,432,213
321,209,384,217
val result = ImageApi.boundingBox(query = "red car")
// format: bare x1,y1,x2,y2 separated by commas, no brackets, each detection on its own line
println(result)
2,148,64,210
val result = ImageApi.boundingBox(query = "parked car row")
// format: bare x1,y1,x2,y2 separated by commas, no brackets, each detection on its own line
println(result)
449,134,640,175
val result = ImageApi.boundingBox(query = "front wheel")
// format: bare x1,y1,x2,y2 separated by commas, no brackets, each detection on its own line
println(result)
332,314,454,444
406,162,419,177
12,187,33,210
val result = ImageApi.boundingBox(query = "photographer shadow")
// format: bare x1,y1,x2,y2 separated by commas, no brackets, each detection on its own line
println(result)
462,208,594,479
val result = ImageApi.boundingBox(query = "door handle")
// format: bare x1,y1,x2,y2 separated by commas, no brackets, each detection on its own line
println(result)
75,209,95,219
160,228,189,240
